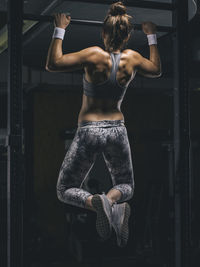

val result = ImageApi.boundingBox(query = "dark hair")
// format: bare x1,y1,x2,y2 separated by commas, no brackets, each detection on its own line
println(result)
102,1,133,52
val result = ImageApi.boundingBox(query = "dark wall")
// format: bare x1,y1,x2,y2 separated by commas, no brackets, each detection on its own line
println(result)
31,89,82,242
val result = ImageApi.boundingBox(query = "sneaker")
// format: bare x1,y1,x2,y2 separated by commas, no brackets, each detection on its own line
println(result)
111,202,131,247
91,193,112,240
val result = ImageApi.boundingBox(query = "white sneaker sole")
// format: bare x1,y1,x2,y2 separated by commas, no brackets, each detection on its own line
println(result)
113,202,131,247
119,202,131,247
92,194,112,240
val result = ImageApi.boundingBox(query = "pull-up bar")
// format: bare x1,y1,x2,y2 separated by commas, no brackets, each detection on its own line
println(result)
23,13,174,33
64,0,175,11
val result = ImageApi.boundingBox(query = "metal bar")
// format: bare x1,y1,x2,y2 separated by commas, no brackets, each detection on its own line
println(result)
23,13,174,33
7,0,24,266
172,0,191,267
63,0,175,11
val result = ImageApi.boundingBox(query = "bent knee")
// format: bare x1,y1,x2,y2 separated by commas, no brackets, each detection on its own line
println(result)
126,183,134,200
56,188,64,202
113,183,134,202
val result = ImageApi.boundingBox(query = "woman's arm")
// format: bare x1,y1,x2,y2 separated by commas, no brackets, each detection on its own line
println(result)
45,13,94,72
133,22,162,78
46,40,91,72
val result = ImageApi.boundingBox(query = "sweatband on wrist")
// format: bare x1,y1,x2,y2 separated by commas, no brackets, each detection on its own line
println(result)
147,34,157,45
52,27,65,40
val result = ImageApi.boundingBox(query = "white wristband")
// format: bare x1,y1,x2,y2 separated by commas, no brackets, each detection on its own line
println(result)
52,27,65,40
147,34,157,46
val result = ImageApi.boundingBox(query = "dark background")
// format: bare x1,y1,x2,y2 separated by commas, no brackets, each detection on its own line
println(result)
1,1,200,267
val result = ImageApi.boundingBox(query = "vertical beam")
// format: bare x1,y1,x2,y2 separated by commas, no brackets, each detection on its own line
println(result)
172,0,191,267
7,0,24,267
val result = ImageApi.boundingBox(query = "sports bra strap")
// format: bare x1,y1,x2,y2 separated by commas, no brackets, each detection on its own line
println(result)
110,53,122,82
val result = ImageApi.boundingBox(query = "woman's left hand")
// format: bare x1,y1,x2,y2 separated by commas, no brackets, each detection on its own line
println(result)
142,21,157,35
54,13,71,29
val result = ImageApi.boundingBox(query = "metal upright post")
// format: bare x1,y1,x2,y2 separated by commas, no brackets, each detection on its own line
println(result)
172,1,191,267
7,0,24,266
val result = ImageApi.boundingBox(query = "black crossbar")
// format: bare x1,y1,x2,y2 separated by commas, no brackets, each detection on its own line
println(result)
23,13,174,33
63,0,175,11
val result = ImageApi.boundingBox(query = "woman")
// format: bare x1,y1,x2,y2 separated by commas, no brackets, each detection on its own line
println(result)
46,1,161,247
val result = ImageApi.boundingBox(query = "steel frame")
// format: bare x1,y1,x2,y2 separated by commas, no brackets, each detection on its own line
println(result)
6,1,191,267
7,0,24,267
23,13,174,33
172,1,191,267
64,0,175,11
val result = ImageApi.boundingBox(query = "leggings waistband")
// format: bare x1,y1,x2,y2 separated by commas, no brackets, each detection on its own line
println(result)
78,119,125,128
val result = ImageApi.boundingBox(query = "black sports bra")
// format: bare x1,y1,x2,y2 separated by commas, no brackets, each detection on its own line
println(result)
83,52,136,101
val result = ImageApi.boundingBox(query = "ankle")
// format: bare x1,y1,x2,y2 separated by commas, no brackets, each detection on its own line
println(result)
106,195,115,206
85,195,96,212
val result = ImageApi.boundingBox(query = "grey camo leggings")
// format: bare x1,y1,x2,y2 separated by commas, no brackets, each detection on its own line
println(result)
56,120,135,208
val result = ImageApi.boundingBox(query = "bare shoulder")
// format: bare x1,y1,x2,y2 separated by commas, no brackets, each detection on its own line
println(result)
82,45,104,58
123,49,142,59
82,46,104,56
123,49,143,66
82,46,108,65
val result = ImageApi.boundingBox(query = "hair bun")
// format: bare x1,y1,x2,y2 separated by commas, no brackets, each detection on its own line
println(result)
109,1,126,16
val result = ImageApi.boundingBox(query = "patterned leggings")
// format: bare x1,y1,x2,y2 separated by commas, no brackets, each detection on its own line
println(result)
56,120,135,208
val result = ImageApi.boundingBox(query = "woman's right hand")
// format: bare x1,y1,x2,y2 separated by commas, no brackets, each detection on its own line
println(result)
142,21,157,35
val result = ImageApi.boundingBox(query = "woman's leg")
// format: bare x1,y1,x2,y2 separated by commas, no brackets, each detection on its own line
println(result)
85,195,95,211
106,188,122,204
102,126,135,204
56,127,98,211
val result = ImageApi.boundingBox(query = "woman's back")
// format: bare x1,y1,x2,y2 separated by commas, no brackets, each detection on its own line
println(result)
83,47,135,87
79,46,136,123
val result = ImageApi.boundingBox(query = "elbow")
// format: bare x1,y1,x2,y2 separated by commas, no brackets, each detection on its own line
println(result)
45,58,61,72
45,65,51,72
153,70,162,78
45,62,57,72
146,70,162,78
152,66,162,78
